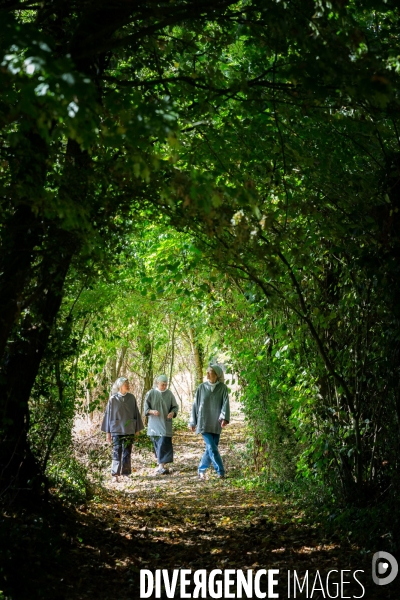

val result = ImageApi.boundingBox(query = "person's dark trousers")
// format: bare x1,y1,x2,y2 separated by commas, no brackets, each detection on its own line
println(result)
111,434,134,475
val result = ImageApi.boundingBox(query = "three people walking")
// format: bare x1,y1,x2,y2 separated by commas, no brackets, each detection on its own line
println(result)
102,364,230,480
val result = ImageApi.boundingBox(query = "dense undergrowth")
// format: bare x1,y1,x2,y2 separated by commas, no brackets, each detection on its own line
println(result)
231,451,400,556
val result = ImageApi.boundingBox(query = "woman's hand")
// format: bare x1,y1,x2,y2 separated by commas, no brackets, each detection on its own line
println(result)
167,412,174,419
106,433,112,443
189,425,196,432
220,419,229,428
150,409,160,416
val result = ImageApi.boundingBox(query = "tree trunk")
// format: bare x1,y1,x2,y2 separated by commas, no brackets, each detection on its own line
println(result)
0,237,75,494
168,321,177,386
110,357,117,383
189,326,204,388
86,383,94,422
0,135,90,494
137,317,153,414
0,132,49,363
116,346,128,378
141,357,153,415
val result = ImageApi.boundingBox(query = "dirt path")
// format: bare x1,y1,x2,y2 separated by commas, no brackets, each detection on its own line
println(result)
2,422,396,599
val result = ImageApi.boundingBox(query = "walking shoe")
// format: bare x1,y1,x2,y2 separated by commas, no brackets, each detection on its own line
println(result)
198,472,206,480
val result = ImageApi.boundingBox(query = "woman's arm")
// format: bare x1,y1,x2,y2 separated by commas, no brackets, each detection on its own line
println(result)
168,391,179,419
144,390,152,416
219,386,230,425
132,395,145,433
101,399,113,442
101,398,111,433
189,386,200,431
144,390,160,416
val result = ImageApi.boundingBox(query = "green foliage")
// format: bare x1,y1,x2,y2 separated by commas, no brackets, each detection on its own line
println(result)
1,0,400,521
46,452,93,504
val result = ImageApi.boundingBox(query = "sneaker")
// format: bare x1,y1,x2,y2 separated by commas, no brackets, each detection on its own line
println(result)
198,472,206,480
217,474,226,479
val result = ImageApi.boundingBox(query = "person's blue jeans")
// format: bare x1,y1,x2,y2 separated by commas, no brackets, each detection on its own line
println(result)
198,432,225,476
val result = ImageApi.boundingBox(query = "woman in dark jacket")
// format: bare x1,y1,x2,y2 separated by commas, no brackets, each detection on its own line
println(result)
101,377,144,481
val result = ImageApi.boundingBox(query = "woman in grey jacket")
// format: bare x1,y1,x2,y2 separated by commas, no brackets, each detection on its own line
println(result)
101,377,144,481
144,374,179,475
189,364,230,479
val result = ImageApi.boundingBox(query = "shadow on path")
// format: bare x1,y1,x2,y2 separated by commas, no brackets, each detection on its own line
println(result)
1,424,398,599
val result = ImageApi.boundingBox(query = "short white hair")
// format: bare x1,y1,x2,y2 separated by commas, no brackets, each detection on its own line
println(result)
111,376,128,395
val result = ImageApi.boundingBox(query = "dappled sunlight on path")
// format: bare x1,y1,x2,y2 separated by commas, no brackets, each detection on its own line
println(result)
58,422,394,599
2,422,396,599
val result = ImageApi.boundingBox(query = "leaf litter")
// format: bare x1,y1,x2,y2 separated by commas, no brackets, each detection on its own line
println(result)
0,422,395,599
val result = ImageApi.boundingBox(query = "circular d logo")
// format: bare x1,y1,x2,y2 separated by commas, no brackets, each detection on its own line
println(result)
372,551,398,586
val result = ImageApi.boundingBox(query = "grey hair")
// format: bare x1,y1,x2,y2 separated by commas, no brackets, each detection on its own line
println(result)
111,376,128,395
156,374,168,384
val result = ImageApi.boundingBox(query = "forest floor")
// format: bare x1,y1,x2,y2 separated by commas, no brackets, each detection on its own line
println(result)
1,419,398,600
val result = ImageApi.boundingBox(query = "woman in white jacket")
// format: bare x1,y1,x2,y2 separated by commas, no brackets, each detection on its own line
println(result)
144,374,179,475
